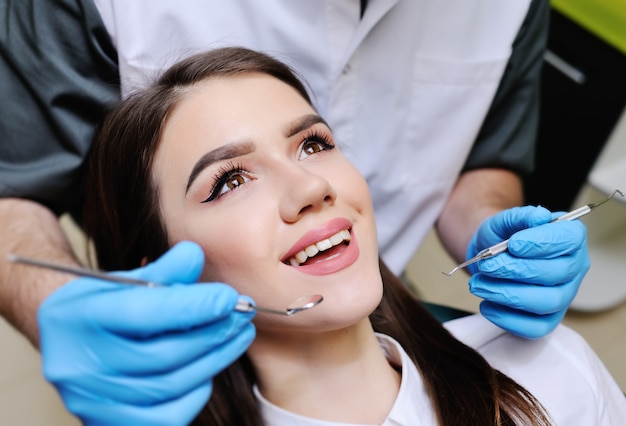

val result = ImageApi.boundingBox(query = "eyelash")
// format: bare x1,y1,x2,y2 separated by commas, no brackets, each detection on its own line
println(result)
299,130,335,159
201,130,335,203
202,161,249,203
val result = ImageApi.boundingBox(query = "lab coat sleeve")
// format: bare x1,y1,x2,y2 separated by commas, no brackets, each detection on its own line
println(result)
0,0,120,219
462,0,549,176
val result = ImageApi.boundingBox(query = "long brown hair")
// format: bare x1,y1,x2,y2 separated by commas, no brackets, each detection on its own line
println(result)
84,47,551,425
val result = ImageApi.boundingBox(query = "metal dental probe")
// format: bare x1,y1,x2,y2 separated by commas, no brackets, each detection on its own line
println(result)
6,254,323,316
442,189,625,276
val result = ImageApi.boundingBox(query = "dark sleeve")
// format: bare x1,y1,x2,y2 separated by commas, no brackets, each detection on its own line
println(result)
462,0,549,176
0,0,119,218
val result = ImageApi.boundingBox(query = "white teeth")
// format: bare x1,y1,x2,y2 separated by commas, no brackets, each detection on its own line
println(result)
295,251,308,264
316,238,332,251
329,232,344,245
288,229,351,266
305,245,319,257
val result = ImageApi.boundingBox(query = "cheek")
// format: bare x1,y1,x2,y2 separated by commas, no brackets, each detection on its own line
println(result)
338,164,379,253
196,238,259,295
186,208,278,290
335,163,374,213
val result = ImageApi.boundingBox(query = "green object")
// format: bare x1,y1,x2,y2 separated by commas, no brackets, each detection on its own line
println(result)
422,301,472,323
552,0,626,55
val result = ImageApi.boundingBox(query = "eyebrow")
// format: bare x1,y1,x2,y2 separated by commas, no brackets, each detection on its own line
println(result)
185,114,330,194
185,142,255,193
284,114,329,138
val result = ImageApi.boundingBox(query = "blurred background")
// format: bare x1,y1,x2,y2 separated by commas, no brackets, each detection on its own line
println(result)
1,2,625,424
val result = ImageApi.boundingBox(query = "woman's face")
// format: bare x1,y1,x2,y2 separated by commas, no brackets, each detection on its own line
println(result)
153,74,382,331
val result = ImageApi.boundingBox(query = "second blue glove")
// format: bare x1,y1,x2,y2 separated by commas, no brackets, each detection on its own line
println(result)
466,206,589,339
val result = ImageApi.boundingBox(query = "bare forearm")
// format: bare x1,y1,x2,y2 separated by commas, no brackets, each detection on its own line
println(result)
436,169,523,263
0,198,80,348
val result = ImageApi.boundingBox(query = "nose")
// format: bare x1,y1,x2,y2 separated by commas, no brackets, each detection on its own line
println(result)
279,164,337,223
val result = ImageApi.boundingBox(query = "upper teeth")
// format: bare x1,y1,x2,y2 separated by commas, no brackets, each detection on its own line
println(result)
289,229,351,266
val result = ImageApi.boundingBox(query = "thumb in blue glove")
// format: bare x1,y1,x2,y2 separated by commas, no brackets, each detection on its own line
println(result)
38,241,256,425
466,206,589,339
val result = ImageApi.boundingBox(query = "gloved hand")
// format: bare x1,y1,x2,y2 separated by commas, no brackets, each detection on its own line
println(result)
466,206,589,339
38,241,255,425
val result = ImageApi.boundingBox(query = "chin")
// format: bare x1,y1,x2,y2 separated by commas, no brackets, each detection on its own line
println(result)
329,278,383,322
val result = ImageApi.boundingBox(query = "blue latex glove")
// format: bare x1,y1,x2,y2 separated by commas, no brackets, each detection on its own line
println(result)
466,206,589,339
38,241,256,425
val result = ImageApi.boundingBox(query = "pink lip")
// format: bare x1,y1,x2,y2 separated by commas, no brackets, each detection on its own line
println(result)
282,217,359,276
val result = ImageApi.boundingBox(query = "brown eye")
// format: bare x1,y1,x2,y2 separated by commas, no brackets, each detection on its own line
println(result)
226,174,247,190
203,165,252,203
302,142,323,155
298,133,334,160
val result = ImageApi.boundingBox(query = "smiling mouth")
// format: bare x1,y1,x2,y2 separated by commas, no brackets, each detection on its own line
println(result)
285,229,351,266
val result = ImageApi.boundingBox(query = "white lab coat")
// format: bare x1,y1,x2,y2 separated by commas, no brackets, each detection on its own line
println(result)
94,0,533,273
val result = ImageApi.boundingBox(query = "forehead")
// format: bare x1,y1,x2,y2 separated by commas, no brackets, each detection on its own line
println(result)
160,73,314,149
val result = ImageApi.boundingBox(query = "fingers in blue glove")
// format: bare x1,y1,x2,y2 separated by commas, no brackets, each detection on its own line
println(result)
67,322,256,406
63,381,213,426
40,280,256,373
474,252,587,284
479,300,566,339
85,298,256,376
505,219,588,259
469,273,582,314
473,206,553,247
82,282,245,336
126,240,205,284
469,207,588,262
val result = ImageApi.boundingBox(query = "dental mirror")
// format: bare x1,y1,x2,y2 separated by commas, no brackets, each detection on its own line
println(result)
6,254,324,317
235,294,324,316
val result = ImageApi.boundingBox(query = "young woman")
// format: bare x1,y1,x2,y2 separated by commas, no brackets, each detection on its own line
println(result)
75,47,624,425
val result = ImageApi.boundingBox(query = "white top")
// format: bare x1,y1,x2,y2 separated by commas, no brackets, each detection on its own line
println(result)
93,0,533,273
447,315,626,425
254,317,626,425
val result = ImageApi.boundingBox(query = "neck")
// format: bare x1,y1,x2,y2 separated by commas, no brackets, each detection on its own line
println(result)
248,319,401,423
